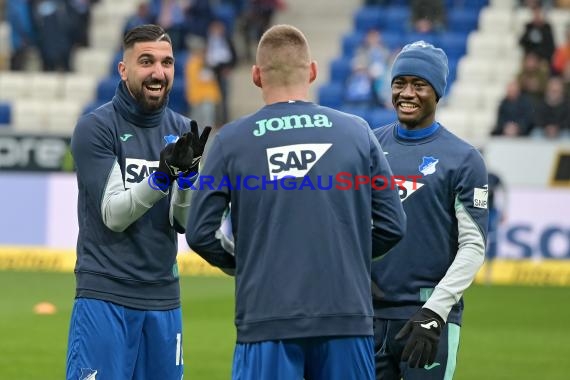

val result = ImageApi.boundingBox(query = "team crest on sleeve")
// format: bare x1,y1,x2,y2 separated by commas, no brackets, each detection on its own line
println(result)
163,135,179,145
80,368,98,380
473,185,488,209
419,156,439,176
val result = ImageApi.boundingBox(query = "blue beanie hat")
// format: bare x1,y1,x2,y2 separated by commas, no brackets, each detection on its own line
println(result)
391,41,449,99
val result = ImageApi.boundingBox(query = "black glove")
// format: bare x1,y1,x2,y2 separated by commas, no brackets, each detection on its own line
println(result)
185,120,211,174
395,307,444,368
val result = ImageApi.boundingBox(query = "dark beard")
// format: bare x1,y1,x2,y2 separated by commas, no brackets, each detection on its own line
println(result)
131,78,169,112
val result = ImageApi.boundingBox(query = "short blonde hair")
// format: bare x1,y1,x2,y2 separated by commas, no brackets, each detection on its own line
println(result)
256,24,311,87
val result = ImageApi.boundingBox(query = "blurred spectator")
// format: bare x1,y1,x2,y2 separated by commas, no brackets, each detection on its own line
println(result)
154,0,191,51
184,0,214,39
519,0,555,8
31,0,73,71
518,5,555,63
240,0,284,60
517,51,551,106
66,0,98,48
185,37,221,129
557,0,570,7
561,60,570,94
410,0,446,33
123,1,153,37
552,23,570,75
352,29,392,107
491,80,535,137
344,58,375,107
532,76,570,138
7,0,36,70
205,20,237,125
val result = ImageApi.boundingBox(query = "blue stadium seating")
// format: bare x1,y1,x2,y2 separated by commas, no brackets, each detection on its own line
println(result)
367,108,397,128
330,57,352,83
168,81,188,115
320,0,486,116
383,6,410,33
318,82,345,109
0,102,11,125
354,6,384,33
448,8,479,34
97,77,118,103
342,32,364,58
213,3,237,34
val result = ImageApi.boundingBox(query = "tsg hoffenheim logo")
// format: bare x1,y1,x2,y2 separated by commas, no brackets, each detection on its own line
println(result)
419,156,439,176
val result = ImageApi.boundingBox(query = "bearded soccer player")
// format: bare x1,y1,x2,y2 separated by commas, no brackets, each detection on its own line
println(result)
66,24,210,380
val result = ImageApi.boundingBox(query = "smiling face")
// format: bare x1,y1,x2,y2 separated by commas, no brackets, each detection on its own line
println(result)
391,75,437,130
118,40,174,112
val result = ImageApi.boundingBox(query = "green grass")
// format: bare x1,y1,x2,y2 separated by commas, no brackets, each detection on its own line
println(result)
0,272,569,379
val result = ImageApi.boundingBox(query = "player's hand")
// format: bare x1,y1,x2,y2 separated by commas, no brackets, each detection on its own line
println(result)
186,120,211,174
395,307,444,368
158,135,193,180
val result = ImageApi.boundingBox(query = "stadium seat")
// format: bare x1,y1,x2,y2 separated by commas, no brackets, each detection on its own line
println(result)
96,77,119,102
381,31,405,51
478,7,513,34
12,100,49,132
342,32,364,58
63,74,98,105
435,108,469,137
46,100,83,134
0,72,31,100
213,3,237,34
91,22,123,50
74,48,115,77
383,7,410,33
0,102,11,125
367,108,397,129
175,51,189,79
448,9,479,34
109,50,123,78
438,33,468,62
354,6,384,33
318,82,344,109
330,57,352,83
467,31,517,59
168,81,188,115
29,73,63,100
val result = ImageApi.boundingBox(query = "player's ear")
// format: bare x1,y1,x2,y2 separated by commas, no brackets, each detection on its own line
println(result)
309,61,317,84
118,61,127,81
252,65,262,88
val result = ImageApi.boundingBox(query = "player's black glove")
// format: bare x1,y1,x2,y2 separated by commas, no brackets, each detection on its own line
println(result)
395,307,444,368
158,121,211,178
185,120,211,175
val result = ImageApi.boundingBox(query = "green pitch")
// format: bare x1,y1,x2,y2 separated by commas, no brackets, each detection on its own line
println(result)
0,271,569,379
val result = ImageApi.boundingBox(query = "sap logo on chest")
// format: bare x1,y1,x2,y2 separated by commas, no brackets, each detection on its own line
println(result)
266,143,332,179
253,114,333,137
124,158,159,188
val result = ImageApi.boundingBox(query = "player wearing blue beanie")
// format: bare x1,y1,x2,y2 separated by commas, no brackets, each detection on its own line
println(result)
372,40,488,379
391,40,449,100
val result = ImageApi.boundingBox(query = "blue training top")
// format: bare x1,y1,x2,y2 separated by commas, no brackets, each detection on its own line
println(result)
373,122,488,325
186,100,406,343
71,81,193,310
